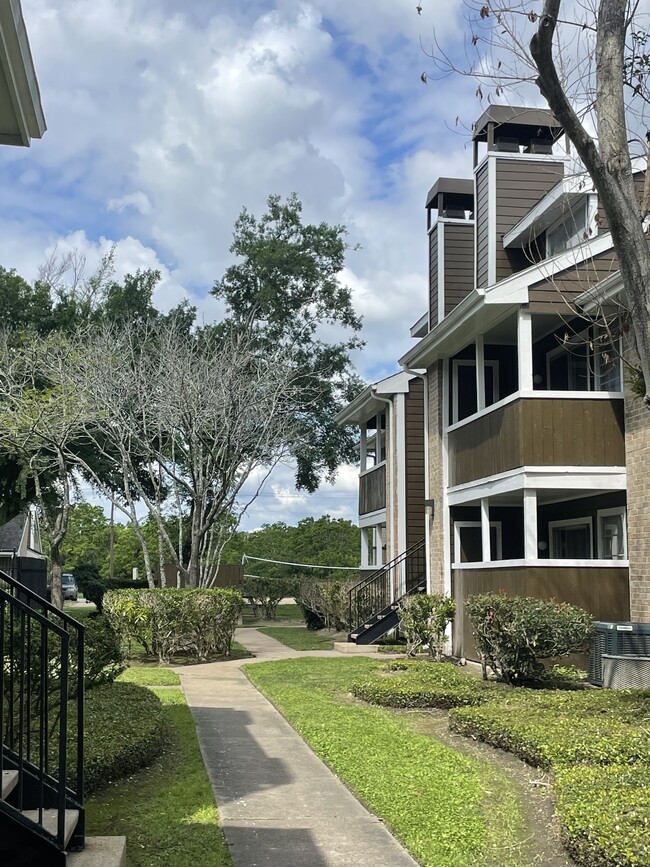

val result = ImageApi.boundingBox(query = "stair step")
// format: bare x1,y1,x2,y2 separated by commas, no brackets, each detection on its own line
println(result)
1,770,18,800
67,836,127,867
22,808,79,849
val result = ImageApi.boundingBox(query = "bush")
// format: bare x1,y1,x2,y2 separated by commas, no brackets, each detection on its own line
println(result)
297,577,359,630
83,615,125,688
399,594,456,660
104,587,243,663
448,689,650,770
74,564,107,612
554,764,650,867
242,574,298,620
70,681,166,794
352,659,502,709
465,593,594,685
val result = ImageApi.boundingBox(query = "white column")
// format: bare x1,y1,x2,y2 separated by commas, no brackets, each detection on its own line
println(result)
480,497,491,562
476,334,485,411
524,489,538,561
360,527,369,568
517,310,533,392
360,422,367,472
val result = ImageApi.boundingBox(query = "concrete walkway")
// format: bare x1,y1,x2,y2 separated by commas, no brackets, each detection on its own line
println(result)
179,628,419,867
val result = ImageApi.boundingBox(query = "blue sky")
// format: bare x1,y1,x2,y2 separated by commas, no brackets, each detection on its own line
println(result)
3,0,481,530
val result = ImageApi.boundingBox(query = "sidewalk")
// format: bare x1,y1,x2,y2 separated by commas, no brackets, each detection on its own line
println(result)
178,628,419,867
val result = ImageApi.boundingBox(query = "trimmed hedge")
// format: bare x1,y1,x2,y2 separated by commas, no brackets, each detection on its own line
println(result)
449,689,650,770
70,681,166,794
352,660,503,709
104,587,243,662
554,764,650,867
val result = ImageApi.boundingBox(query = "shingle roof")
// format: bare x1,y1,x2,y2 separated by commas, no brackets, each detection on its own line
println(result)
0,513,26,552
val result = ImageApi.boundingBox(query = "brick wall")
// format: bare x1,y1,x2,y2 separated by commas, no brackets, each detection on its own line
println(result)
624,378,650,621
427,361,445,594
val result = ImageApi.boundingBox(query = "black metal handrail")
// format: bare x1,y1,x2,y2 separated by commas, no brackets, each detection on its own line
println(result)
0,564,84,852
348,539,426,629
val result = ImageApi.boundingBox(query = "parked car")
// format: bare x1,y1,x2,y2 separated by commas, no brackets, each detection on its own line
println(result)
61,573,78,601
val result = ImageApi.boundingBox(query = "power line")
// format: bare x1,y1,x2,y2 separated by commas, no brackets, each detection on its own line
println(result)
242,554,359,571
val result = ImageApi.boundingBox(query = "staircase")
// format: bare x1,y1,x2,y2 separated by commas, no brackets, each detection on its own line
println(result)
348,539,426,645
0,564,87,865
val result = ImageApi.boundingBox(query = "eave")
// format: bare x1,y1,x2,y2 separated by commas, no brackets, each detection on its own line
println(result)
0,0,46,146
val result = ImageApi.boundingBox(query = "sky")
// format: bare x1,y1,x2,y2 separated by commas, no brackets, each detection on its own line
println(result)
3,0,488,530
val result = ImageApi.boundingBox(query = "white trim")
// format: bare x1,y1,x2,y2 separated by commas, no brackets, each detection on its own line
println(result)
437,219,445,324
476,334,485,411
518,310,533,392
480,499,491,561
451,358,498,425
447,465,626,506
359,459,386,479
597,506,627,560
487,156,497,286
442,362,451,597
524,489,538,560
359,508,387,528
454,520,503,563
549,516,593,559
452,557,628,570
503,171,592,248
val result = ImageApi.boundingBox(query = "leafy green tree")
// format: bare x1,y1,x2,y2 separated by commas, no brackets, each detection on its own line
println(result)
59,503,110,572
213,194,365,491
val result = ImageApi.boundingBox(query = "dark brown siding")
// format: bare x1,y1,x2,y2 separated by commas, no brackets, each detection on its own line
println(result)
475,162,489,289
452,565,630,659
443,222,474,316
528,246,618,311
428,225,439,327
495,159,564,282
448,397,625,486
359,463,386,515
405,379,425,549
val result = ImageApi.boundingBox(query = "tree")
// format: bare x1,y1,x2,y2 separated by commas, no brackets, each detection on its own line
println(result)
213,194,365,490
59,502,110,573
425,0,650,402
56,318,304,589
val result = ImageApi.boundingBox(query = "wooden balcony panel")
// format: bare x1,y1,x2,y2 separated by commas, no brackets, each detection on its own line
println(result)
359,463,386,515
448,397,625,487
452,564,630,659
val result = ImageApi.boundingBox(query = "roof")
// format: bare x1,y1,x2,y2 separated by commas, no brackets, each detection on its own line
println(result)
425,177,474,210
335,371,415,425
472,105,562,143
0,0,46,145
0,512,25,551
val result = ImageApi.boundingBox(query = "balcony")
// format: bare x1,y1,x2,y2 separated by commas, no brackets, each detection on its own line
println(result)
359,463,386,515
448,395,625,487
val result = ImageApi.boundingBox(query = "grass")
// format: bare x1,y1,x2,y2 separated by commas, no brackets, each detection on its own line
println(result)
256,626,336,650
244,656,529,867
240,602,303,626
117,667,181,686
86,687,233,867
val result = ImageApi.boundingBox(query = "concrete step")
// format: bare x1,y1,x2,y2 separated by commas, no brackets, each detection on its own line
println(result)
1,770,18,800
335,642,379,654
22,808,79,849
67,836,127,867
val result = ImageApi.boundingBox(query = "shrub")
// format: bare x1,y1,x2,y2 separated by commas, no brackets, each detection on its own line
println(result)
399,593,456,660
82,615,125,688
74,564,107,612
104,587,243,663
69,681,166,794
352,659,502,709
242,574,298,620
297,577,359,630
465,593,594,685
554,764,650,867
448,689,650,770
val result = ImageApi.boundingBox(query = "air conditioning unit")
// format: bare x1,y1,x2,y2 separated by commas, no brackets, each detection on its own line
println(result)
602,655,650,689
588,622,650,686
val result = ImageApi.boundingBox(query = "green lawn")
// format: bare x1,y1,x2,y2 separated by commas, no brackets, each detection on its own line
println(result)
240,602,303,626
86,688,232,867
244,657,529,867
117,666,181,686
256,626,336,650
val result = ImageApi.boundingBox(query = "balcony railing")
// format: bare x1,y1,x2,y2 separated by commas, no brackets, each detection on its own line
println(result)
359,462,386,515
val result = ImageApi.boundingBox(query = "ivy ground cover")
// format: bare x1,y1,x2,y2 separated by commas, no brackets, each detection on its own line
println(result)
244,657,531,867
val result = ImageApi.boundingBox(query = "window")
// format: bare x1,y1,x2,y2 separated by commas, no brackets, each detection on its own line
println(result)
598,508,627,560
547,343,590,391
549,517,593,559
594,338,622,391
546,204,587,257
451,359,499,424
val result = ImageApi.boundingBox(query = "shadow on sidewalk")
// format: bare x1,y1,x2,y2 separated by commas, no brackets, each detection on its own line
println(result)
224,825,332,867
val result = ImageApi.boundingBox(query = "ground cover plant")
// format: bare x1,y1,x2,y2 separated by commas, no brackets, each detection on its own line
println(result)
352,659,505,709
256,626,337,650
86,687,233,867
245,656,531,867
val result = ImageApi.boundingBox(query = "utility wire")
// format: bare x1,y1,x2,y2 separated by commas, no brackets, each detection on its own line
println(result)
241,554,359,570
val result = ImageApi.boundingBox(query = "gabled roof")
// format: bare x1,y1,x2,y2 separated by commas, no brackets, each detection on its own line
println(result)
335,371,415,425
0,512,26,551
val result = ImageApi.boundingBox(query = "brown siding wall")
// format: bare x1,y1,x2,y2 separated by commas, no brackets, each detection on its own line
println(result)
495,159,564,283
405,379,425,549
359,463,386,515
528,246,618,311
475,162,490,289
428,225,439,327
444,222,475,316
453,565,630,658
448,397,625,487
624,346,650,621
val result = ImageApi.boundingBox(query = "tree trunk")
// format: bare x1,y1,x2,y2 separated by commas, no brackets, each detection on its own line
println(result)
50,543,63,610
